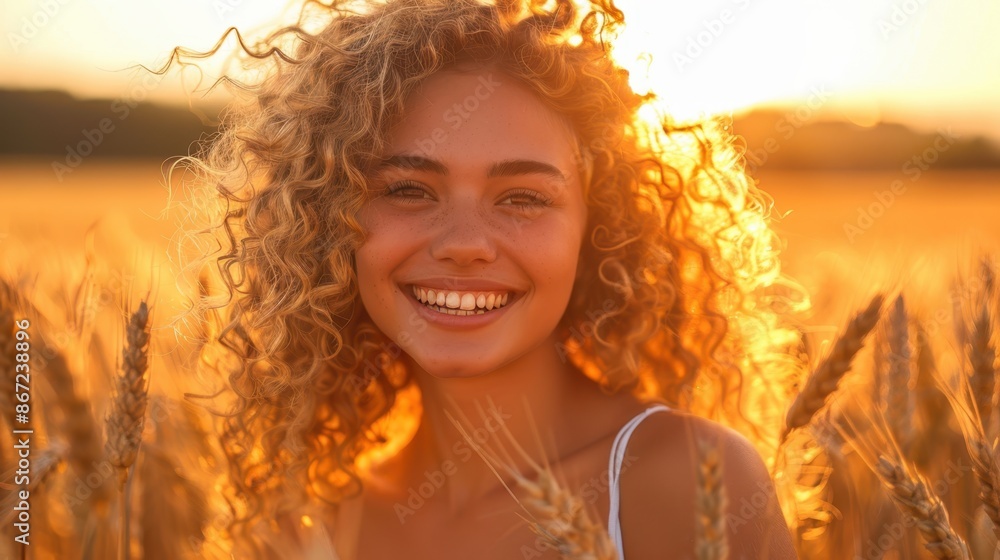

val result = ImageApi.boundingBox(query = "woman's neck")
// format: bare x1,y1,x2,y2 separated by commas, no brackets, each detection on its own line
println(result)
386,332,601,517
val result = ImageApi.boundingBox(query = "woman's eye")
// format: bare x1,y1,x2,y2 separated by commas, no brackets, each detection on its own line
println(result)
500,189,552,208
383,181,430,202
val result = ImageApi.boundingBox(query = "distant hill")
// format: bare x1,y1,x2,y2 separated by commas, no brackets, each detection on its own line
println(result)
3,88,999,169
0,89,218,159
733,110,1000,170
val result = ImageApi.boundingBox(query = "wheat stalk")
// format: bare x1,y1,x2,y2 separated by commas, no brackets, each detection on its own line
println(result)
694,438,727,560
518,468,617,560
136,395,218,560
872,324,886,418
984,256,997,294
1,442,67,525
444,398,616,560
782,294,885,440
105,300,152,486
0,282,34,435
932,355,1000,544
970,301,996,435
44,351,112,512
104,300,152,560
967,437,1000,542
0,305,18,431
874,455,971,559
886,295,914,453
953,279,970,361
914,323,946,419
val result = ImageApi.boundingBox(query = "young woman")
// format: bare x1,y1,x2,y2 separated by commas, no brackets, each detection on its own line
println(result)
175,0,801,558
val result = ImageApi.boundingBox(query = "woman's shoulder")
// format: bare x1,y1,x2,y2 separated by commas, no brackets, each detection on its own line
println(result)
615,408,798,559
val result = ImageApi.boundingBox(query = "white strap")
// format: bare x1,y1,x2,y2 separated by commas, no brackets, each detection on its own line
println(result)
607,404,671,560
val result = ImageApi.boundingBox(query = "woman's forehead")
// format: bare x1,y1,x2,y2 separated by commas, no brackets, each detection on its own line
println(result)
383,70,581,173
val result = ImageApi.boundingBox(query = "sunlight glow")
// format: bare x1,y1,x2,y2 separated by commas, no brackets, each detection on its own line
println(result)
603,0,1000,132
0,0,998,136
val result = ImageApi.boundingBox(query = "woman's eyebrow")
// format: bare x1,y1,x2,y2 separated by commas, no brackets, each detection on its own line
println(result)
488,159,566,183
375,154,566,182
376,154,448,175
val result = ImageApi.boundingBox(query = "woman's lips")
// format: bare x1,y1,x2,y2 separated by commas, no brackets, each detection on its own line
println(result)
403,284,518,329
408,284,515,313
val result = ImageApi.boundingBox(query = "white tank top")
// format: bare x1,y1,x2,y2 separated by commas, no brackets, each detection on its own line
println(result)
607,404,672,560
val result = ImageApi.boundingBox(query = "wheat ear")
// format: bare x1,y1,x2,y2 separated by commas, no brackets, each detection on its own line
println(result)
983,255,997,294
1,442,67,525
874,456,971,559
45,351,112,512
913,323,944,415
105,301,152,487
783,294,885,440
0,306,18,430
970,301,997,435
968,437,1000,542
519,467,617,560
932,360,1000,543
886,295,914,453
105,301,152,560
444,399,616,560
871,323,886,417
694,438,727,560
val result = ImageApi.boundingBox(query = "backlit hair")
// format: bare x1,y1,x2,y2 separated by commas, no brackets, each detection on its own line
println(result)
168,0,805,556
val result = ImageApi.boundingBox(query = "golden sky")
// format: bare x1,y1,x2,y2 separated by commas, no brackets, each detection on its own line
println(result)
2,0,999,139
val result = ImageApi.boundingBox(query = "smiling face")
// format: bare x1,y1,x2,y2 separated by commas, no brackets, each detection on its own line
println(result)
354,68,589,378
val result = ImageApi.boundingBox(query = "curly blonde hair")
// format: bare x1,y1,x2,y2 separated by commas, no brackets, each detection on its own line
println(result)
169,0,805,556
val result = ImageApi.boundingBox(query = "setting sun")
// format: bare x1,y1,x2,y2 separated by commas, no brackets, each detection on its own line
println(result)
607,0,1000,130
1,0,998,137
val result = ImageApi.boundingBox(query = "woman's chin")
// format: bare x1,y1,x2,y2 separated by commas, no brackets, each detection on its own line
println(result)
409,358,498,381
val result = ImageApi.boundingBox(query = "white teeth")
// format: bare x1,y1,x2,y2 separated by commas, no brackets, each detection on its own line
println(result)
410,285,513,313
444,308,485,316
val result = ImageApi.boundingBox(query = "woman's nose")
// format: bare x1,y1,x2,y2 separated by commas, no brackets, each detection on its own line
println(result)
428,203,498,266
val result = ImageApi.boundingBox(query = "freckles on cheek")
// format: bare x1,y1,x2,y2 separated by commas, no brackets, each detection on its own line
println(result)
531,218,584,258
364,205,426,242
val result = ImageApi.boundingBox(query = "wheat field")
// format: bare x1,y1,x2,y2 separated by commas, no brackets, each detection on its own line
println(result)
1,158,998,559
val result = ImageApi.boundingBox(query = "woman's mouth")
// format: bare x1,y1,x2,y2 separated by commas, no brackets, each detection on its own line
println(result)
408,284,515,316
